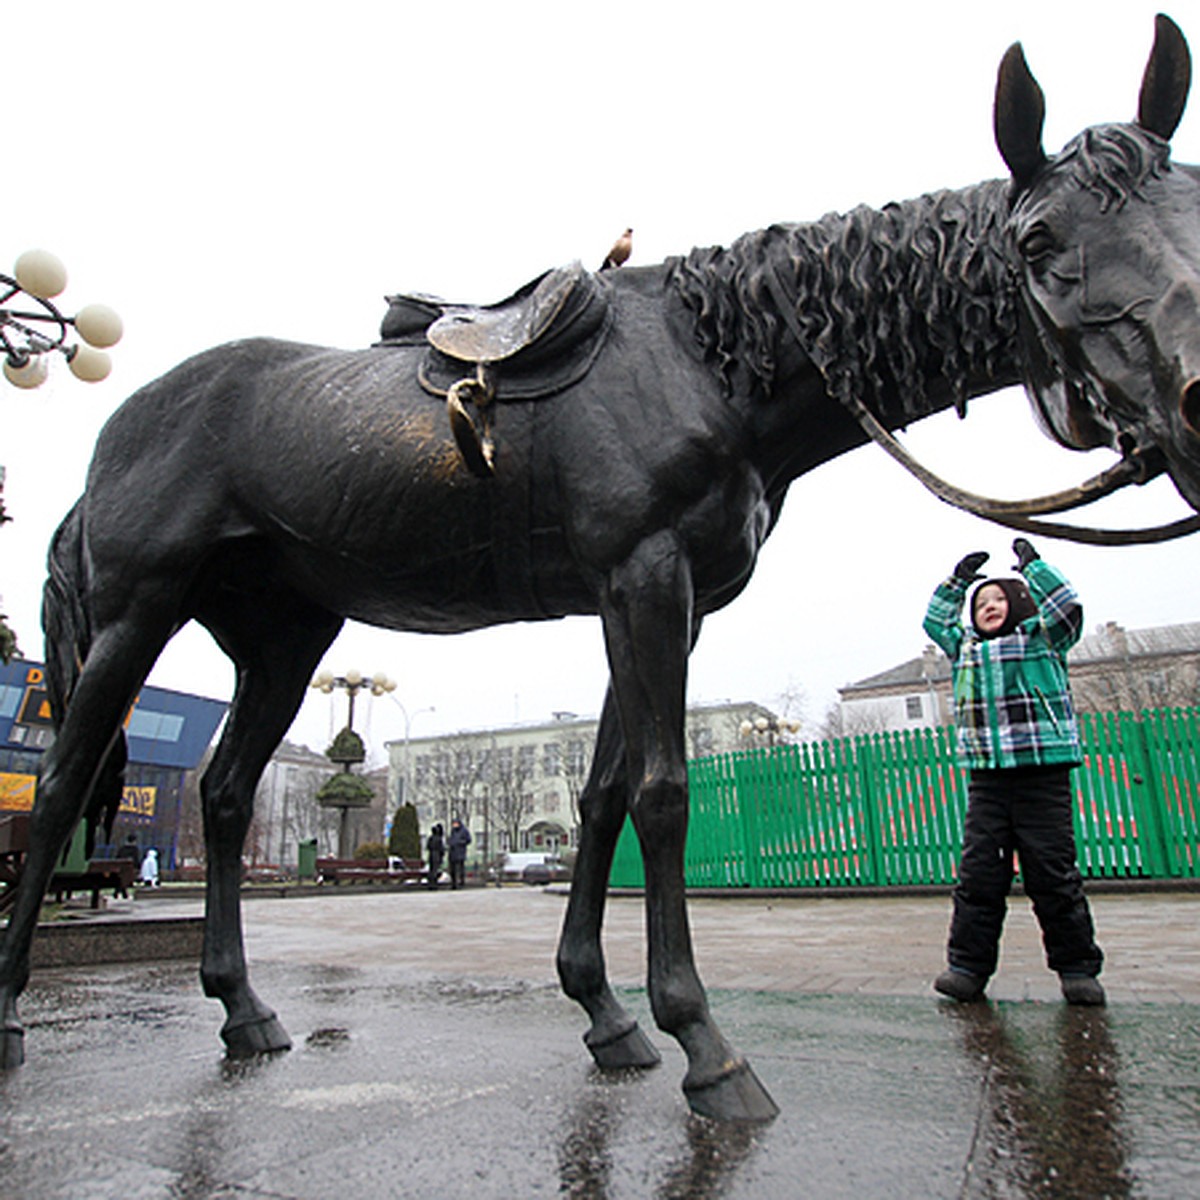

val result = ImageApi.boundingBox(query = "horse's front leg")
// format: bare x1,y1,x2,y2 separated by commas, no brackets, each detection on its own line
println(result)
600,532,778,1122
557,688,661,1070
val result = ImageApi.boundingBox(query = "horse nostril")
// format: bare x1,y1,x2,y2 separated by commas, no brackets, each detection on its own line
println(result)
1184,378,1200,437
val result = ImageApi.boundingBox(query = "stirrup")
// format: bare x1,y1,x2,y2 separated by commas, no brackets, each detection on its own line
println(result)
446,365,495,479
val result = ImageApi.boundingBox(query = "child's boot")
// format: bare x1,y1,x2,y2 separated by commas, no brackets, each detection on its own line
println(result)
934,967,988,1001
1060,973,1106,1006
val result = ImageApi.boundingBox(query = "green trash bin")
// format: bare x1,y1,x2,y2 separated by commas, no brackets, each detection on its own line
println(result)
62,822,90,874
297,838,318,880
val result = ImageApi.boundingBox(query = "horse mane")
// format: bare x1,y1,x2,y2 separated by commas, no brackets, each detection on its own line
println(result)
667,122,1170,421
667,180,1018,421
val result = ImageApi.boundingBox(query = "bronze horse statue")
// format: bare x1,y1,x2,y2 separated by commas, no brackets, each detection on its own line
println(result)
2,16,1199,1122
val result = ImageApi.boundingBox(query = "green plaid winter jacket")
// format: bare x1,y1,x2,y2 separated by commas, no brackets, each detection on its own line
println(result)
923,558,1084,770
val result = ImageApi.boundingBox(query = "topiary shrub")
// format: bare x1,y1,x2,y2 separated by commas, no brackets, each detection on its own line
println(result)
388,803,422,861
316,772,373,808
326,726,366,765
354,841,387,861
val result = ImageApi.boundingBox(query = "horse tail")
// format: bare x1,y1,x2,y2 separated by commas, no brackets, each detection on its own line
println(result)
41,502,128,852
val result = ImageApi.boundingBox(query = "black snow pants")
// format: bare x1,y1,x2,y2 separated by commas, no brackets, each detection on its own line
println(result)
947,765,1103,979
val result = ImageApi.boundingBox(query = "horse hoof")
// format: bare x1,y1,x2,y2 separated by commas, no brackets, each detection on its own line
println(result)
0,1024,25,1070
683,1058,779,1123
222,1013,292,1059
585,1020,662,1070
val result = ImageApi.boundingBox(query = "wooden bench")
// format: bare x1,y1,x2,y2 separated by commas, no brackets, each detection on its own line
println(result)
50,858,139,909
316,857,424,885
0,813,31,912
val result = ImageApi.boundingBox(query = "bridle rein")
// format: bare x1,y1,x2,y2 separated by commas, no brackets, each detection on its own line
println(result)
763,264,1200,547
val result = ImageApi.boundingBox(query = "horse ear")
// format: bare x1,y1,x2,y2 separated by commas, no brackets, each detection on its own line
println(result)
1137,13,1192,140
994,43,1047,188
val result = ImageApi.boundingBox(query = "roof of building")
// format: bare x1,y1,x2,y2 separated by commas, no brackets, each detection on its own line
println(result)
388,699,773,750
839,620,1200,697
0,658,228,769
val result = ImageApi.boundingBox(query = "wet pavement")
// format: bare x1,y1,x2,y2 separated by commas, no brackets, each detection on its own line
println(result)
3,887,1200,1197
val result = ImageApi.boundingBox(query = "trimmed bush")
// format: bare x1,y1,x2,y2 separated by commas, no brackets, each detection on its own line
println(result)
388,803,421,860
316,772,373,808
326,726,366,765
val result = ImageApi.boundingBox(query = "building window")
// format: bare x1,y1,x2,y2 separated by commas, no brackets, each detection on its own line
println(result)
905,696,923,721
126,709,185,743
542,742,561,777
518,744,536,777
566,739,587,776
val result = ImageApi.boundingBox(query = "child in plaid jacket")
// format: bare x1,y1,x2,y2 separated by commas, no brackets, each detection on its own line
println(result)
923,538,1105,1005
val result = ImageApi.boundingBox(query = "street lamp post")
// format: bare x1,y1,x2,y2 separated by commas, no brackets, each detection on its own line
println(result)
387,698,435,812
310,668,396,858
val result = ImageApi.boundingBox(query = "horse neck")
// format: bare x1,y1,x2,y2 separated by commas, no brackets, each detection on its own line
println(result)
671,177,1025,444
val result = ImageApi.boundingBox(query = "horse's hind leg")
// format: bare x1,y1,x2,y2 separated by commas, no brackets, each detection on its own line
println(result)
197,588,341,1057
600,532,778,1122
0,614,173,1067
556,689,661,1070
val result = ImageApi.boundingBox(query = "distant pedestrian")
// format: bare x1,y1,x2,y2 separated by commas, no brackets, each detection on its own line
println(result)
117,833,140,863
447,818,471,890
139,847,160,888
923,539,1104,1006
426,823,445,890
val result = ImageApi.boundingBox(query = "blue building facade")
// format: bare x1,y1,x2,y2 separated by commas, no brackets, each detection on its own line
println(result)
0,659,228,869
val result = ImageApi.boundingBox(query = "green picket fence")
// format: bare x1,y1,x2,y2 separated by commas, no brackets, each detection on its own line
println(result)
609,707,1200,889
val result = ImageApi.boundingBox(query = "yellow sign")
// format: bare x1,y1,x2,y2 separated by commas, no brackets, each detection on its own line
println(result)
0,775,156,817
0,772,37,812
120,786,157,818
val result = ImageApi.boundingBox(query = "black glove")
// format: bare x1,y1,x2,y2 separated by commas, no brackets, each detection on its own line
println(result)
953,551,989,582
1012,538,1039,571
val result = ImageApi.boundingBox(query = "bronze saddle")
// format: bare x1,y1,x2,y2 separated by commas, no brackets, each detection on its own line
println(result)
377,261,613,477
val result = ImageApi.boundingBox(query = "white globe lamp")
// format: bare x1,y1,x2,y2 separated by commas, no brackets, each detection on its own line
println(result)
3,356,49,389
67,344,112,382
13,249,68,299
75,303,124,348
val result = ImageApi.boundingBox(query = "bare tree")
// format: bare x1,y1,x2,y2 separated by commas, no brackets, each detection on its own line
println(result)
1071,656,1200,714
772,679,809,735
418,736,486,831
176,749,211,868
819,700,893,741
544,733,592,830
490,743,537,851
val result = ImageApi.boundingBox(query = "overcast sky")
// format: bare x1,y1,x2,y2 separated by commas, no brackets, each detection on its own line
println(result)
3,1,1197,761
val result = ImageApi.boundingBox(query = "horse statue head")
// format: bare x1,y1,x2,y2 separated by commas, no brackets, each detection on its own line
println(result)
998,13,1200,510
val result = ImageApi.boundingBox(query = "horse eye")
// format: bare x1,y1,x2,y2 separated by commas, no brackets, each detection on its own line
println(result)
1019,228,1057,263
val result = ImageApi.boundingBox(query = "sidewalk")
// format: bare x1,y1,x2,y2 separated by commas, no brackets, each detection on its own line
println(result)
232,885,1200,1004
2,887,1199,1197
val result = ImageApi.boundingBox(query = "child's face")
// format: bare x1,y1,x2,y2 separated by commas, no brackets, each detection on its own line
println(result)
974,584,1009,635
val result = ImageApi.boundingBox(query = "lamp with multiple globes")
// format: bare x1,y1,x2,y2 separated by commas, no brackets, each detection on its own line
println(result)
738,713,803,745
1,249,123,389
309,668,398,857
310,667,398,727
